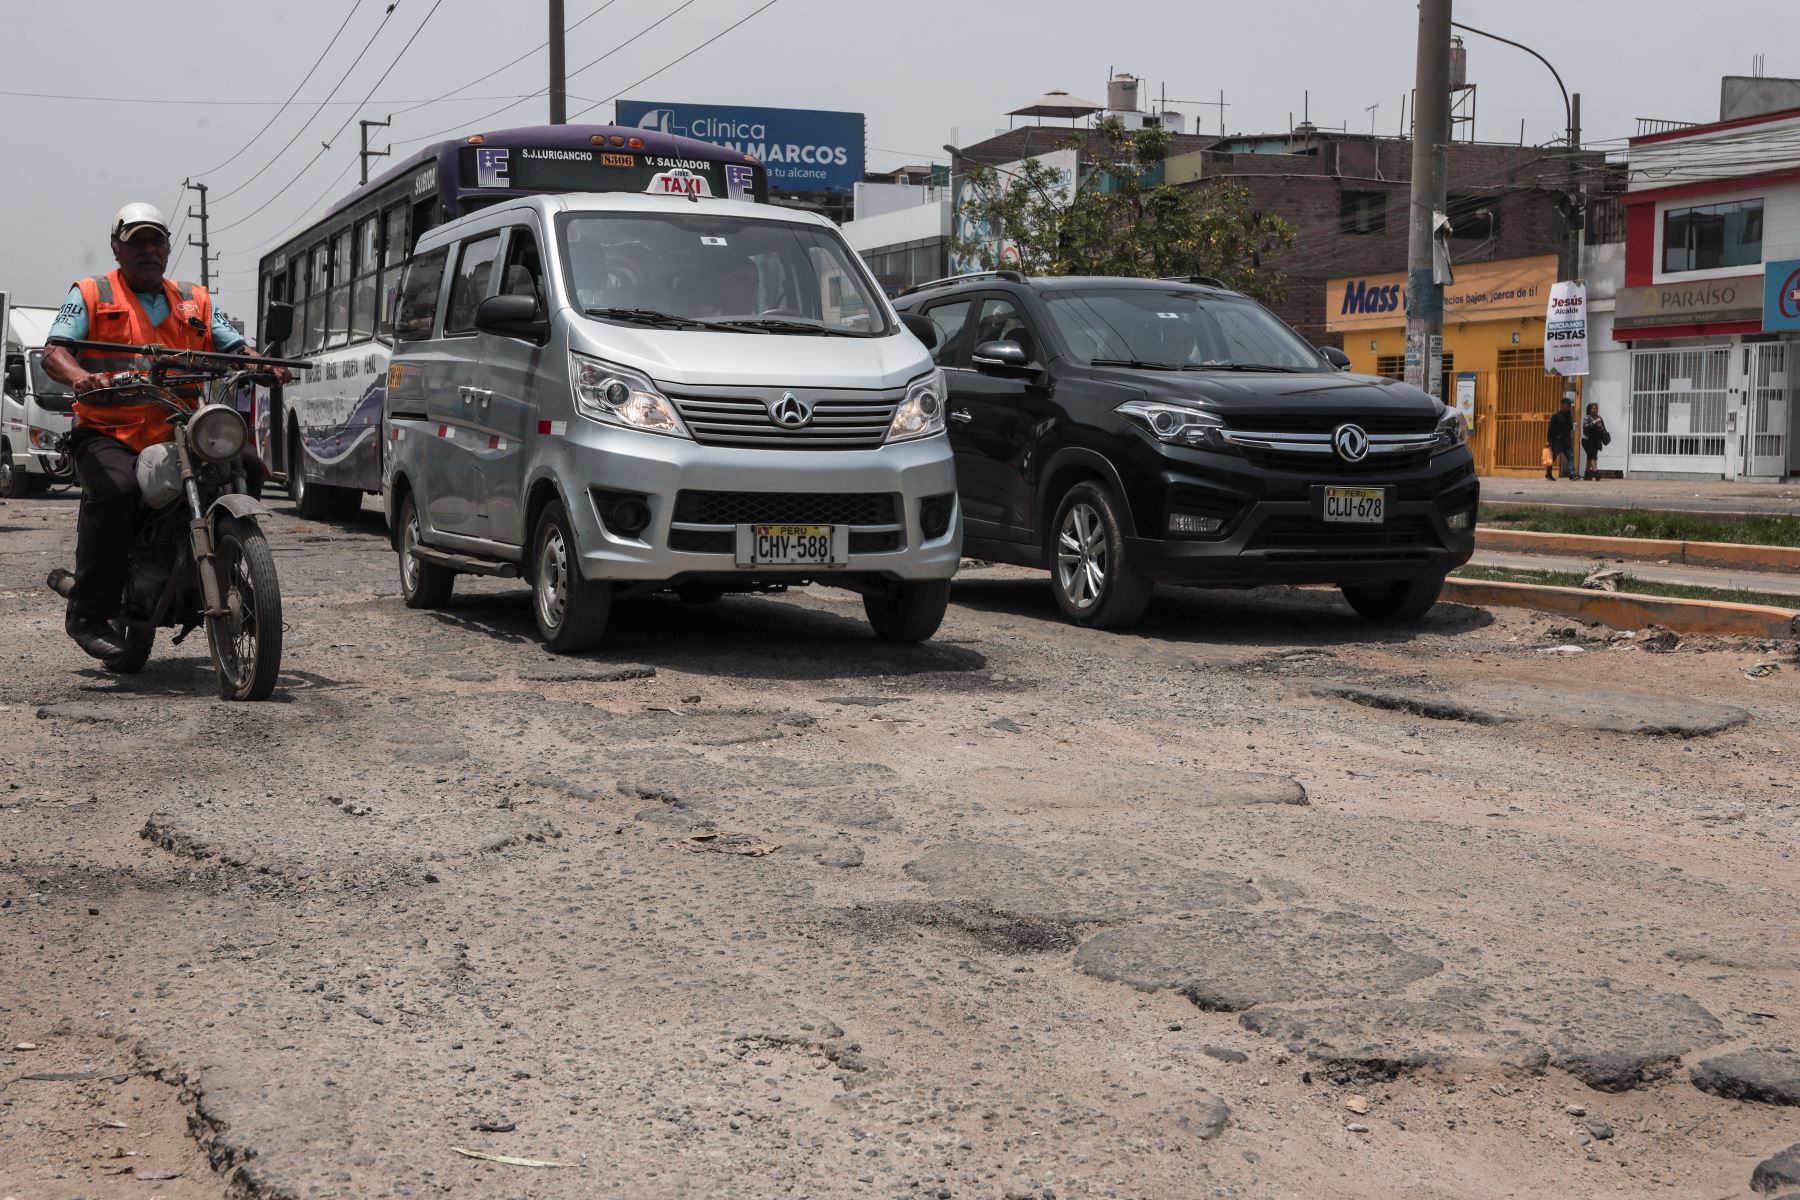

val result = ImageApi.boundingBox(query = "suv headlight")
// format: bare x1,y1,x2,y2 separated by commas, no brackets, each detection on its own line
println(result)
569,353,690,439
1116,399,1228,451
888,369,946,442
1434,406,1468,451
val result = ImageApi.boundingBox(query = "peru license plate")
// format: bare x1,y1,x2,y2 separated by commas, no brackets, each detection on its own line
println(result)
1323,487,1386,524
736,524,847,566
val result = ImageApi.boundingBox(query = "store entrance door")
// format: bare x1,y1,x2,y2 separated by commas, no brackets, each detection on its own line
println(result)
1493,347,1564,471
1741,342,1792,479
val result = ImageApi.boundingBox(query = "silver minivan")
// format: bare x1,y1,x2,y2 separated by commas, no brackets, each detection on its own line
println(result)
383,190,961,652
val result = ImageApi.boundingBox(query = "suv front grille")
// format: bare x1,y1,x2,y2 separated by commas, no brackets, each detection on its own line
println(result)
1226,413,1437,435
669,393,900,449
1248,516,1441,562
672,491,899,526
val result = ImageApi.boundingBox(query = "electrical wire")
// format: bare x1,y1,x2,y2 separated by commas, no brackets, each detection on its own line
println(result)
392,0,704,147
215,0,447,237
388,0,625,119
194,0,363,179
0,86,546,107
208,0,405,206
568,0,783,121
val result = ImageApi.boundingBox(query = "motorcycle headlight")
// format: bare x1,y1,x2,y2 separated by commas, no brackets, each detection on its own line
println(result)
188,404,247,462
1434,406,1469,450
888,369,946,442
569,353,690,439
1116,399,1229,451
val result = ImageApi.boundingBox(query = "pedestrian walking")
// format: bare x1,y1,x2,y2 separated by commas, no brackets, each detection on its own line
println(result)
1581,402,1611,480
1545,394,1576,480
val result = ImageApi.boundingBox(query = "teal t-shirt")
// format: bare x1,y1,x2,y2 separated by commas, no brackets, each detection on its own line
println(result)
47,284,245,352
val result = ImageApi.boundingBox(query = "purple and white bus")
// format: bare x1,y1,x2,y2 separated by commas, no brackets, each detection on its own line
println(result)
253,124,770,518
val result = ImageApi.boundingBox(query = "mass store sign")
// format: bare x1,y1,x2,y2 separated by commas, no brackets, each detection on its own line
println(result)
616,99,865,193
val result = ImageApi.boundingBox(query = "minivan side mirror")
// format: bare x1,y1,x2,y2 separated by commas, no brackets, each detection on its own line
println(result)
1317,345,1351,370
972,339,1032,376
899,311,938,350
263,302,295,349
475,293,547,340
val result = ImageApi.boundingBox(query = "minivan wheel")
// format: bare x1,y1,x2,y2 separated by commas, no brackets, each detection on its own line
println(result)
532,500,610,653
397,494,454,609
864,579,951,643
1340,573,1446,622
1049,481,1151,629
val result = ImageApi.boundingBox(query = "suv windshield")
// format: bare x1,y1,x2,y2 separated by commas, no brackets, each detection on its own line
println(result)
559,211,889,337
1043,288,1323,372
27,350,75,412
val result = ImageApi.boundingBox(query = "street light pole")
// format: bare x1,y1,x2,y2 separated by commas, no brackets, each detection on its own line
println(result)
548,0,567,125
1405,0,1452,399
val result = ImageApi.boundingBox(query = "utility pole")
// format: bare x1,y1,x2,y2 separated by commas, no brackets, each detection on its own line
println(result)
359,117,391,185
187,182,212,292
548,0,567,125
1404,0,1452,399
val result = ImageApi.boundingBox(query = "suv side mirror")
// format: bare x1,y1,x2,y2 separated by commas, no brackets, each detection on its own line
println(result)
972,339,1032,376
1317,345,1351,370
898,311,938,350
475,293,547,340
263,302,295,348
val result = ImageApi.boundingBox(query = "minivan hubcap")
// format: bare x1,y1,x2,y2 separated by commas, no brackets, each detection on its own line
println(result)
537,527,570,630
1057,502,1107,609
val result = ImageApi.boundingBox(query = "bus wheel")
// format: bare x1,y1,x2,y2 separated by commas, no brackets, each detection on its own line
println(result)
288,432,334,519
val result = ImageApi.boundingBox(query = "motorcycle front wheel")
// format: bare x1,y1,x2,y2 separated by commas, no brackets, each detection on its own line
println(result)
206,516,284,701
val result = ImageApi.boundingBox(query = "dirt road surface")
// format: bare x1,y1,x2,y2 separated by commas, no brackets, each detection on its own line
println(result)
3,493,1797,1199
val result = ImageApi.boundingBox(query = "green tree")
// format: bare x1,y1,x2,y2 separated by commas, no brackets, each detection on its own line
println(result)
951,119,1295,304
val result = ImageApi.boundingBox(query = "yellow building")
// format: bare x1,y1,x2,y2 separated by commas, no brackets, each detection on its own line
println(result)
1326,255,1570,475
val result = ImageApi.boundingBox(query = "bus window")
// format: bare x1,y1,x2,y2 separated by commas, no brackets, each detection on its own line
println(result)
410,196,437,252
393,246,449,342
379,204,409,339
351,215,380,341
445,233,501,336
305,242,328,353
327,227,352,346
262,269,288,354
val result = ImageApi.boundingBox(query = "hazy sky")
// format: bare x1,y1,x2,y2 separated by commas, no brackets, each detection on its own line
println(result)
4,0,1794,314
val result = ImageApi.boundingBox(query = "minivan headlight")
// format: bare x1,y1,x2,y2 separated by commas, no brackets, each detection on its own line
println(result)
569,353,690,439
1434,406,1468,450
888,369,946,442
1116,399,1228,451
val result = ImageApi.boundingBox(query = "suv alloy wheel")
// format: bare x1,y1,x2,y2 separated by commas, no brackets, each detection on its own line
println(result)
1049,481,1152,628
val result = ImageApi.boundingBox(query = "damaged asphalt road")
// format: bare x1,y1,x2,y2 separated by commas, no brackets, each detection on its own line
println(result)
2,495,1798,1199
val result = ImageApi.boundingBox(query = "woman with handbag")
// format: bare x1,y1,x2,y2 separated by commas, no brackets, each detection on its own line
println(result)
1581,402,1611,480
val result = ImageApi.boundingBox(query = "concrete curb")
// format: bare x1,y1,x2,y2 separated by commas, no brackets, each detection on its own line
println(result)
1476,527,1800,571
1482,500,1783,522
1442,577,1800,638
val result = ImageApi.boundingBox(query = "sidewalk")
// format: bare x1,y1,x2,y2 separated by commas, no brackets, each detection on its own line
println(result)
1467,549,1800,600
1481,476,1800,515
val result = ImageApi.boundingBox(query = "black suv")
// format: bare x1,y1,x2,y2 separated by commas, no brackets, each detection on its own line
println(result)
892,272,1478,628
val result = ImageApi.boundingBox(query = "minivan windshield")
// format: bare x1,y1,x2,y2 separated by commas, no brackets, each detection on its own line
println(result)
1043,288,1324,372
559,211,890,337
27,350,75,412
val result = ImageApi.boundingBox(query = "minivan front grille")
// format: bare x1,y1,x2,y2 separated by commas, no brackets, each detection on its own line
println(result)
669,392,900,449
673,491,899,526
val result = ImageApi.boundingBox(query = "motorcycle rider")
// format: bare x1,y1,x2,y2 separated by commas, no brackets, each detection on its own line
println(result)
41,202,289,660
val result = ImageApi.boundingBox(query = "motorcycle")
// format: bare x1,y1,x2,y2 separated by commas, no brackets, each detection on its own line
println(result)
46,331,311,701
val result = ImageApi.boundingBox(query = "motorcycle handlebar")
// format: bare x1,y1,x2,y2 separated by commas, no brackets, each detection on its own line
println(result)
54,339,313,372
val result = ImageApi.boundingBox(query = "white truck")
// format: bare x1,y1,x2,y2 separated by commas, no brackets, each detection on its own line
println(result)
2,295,76,497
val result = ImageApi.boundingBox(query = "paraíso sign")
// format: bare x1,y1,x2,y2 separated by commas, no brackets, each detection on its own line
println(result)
616,99,865,193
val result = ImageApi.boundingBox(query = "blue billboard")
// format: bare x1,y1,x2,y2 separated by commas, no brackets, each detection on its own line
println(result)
1765,257,1800,332
615,99,865,194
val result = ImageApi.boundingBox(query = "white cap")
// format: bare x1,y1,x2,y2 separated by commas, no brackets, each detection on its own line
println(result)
111,202,169,243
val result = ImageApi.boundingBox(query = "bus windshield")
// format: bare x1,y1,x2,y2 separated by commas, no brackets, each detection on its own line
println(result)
561,211,889,336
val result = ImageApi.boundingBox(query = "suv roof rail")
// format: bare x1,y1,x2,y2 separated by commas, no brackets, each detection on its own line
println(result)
902,269,1027,296
1163,274,1230,289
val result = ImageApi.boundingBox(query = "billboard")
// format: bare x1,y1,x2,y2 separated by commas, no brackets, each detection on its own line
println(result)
1326,256,1558,332
615,100,864,193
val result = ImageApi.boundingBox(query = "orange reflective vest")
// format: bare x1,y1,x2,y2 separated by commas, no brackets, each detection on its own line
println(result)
70,270,217,452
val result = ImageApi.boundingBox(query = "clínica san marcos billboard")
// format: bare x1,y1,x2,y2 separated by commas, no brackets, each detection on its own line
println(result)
1326,256,1559,332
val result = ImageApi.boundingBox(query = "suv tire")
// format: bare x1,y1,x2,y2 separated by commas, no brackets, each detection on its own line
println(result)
396,493,454,609
864,579,951,643
1340,574,1445,622
1049,481,1151,629
531,499,610,653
